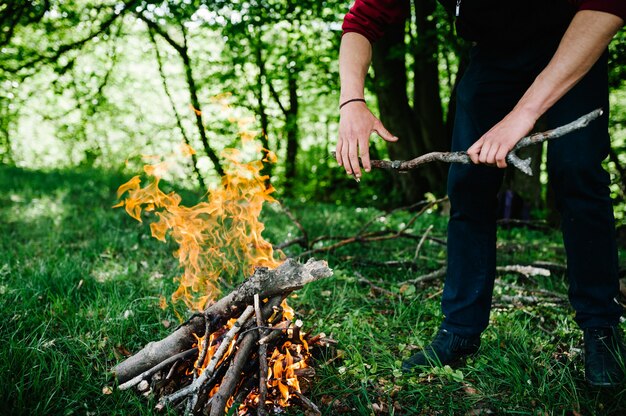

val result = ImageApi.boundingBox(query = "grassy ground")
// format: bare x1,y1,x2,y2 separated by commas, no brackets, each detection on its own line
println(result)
1,165,625,416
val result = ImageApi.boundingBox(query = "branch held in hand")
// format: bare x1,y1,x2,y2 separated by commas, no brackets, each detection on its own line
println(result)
332,109,603,176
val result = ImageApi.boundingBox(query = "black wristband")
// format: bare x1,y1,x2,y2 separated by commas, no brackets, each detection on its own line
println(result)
339,98,366,110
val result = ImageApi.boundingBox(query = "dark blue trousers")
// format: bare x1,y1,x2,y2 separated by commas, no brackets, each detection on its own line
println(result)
441,39,622,337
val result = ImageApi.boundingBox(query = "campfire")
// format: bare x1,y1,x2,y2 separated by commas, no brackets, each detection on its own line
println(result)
112,120,333,415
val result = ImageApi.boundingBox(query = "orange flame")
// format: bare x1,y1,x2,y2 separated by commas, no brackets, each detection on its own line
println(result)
115,135,282,311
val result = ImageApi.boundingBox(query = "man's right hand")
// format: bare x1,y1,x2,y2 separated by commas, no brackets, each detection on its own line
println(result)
336,101,398,179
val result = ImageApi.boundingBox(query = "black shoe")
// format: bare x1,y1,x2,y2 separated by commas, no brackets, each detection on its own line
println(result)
401,328,480,373
584,326,626,387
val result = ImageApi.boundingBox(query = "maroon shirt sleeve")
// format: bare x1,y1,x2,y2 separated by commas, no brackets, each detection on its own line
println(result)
577,0,626,21
341,0,409,43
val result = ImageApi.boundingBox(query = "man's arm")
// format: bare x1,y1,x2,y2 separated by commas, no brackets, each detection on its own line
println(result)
337,0,407,179
467,10,624,168
337,32,398,179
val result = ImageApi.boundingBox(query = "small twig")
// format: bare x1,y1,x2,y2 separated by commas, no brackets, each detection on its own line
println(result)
254,294,269,416
194,314,212,376
295,391,321,416
118,348,198,391
166,359,180,380
425,289,443,301
341,254,446,269
495,279,566,299
274,236,307,250
531,261,567,274
278,203,309,247
280,199,446,258
354,271,396,297
258,320,291,345
296,225,444,259
413,224,434,261
356,197,447,237
495,294,566,306
186,314,211,416
498,265,551,278
403,267,448,286
400,264,552,287
332,109,603,176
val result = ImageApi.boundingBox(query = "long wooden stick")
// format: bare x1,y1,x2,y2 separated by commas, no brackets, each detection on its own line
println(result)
254,294,269,416
332,108,603,176
160,306,255,405
118,347,198,391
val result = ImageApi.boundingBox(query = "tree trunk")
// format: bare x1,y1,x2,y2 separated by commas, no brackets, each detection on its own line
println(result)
149,29,206,191
372,22,444,203
254,43,273,183
284,71,299,193
180,48,225,177
268,68,299,196
412,0,445,154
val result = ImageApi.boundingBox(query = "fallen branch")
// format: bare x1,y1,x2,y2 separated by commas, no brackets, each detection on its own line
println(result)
401,264,553,287
354,271,397,298
275,198,448,257
331,109,603,176
495,279,566,300
413,224,433,261
494,294,566,306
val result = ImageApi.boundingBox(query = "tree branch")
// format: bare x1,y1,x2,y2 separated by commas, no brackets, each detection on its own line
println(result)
331,109,603,176
2,0,138,73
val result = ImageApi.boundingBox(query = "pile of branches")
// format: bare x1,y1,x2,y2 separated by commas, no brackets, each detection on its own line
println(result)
113,259,333,416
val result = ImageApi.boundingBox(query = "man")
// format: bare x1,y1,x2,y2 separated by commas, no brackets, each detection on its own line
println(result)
337,0,626,386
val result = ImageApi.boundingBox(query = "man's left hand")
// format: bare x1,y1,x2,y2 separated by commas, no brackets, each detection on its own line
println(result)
467,109,537,168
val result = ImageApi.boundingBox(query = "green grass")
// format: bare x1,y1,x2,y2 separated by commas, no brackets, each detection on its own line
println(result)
1,165,625,415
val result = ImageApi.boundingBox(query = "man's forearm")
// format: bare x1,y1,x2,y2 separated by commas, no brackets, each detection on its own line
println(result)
339,32,373,103
514,10,623,121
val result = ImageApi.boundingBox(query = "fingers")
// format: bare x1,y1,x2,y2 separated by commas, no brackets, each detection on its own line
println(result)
467,138,483,164
340,137,351,175
337,110,397,179
337,135,369,178
347,138,361,178
495,148,509,168
373,120,398,143
469,141,509,168
481,142,497,165
358,135,371,173
335,139,344,167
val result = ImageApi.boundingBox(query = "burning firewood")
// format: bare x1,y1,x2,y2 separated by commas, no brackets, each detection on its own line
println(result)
113,258,333,415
